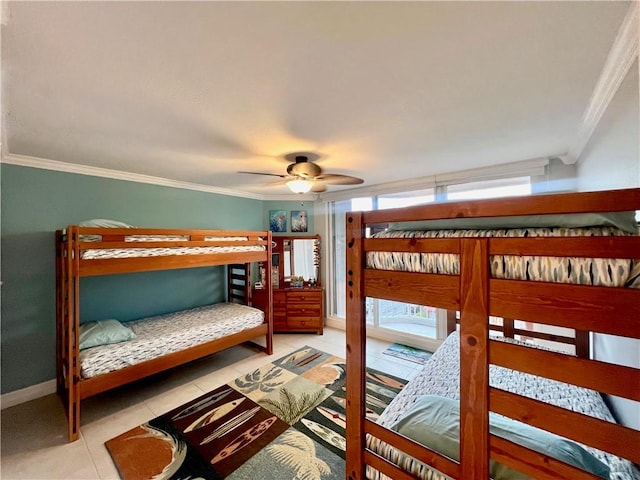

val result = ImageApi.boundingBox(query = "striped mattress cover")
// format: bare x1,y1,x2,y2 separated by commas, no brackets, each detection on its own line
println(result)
368,331,640,480
79,234,265,260
79,303,264,379
367,226,640,288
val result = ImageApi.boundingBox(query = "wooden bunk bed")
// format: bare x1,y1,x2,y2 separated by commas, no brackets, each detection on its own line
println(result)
55,225,273,442
345,188,640,480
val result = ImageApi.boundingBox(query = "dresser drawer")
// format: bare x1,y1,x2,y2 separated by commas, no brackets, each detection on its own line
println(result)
287,317,321,330
287,303,321,317
273,291,287,306
287,290,322,304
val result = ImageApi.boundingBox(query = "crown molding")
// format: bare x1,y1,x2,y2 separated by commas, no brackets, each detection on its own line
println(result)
1,153,316,201
565,2,639,164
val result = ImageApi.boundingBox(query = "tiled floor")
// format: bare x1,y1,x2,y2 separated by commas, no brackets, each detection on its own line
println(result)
1,327,424,480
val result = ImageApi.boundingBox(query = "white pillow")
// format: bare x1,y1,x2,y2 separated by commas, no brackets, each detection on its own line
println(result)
78,219,134,228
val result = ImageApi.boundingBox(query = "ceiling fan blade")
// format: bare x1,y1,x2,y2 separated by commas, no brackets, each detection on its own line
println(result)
311,182,327,193
269,179,290,187
315,174,364,185
238,171,287,178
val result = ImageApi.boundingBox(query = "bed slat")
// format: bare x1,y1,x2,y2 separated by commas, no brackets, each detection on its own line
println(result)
490,280,640,338
80,251,267,276
79,240,267,249
366,420,460,479
490,435,604,480
364,451,430,480
364,237,459,253
364,270,459,311
490,340,640,401
489,235,640,259
490,388,640,464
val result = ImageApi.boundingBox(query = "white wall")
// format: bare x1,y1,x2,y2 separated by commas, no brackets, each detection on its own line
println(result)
576,61,639,429
578,61,639,191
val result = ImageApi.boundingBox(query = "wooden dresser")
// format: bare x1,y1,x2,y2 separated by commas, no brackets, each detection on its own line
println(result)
252,287,323,334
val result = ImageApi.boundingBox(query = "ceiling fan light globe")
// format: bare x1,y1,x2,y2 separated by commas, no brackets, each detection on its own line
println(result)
287,179,313,194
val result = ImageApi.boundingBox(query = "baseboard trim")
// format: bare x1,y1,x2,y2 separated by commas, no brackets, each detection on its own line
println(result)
1,380,56,410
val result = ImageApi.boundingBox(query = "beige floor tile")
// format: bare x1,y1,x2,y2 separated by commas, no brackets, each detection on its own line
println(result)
192,363,248,392
0,326,398,479
2,443,99,480
1,394,98,480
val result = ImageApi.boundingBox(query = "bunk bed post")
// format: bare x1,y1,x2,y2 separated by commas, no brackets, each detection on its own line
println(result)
265,231,273,355
459,238,490,479
55,231,64,397
66,226,81,442
345,211,367,480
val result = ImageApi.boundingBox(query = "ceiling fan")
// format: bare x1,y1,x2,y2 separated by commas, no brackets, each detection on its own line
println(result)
239,155,364,193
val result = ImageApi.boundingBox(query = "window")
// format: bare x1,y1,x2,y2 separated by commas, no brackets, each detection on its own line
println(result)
331,190,436,336
446,176,531,200
327,174,533,343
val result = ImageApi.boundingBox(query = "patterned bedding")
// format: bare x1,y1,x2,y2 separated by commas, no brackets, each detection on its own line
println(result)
79,303,264,379
79,235,265,260
368,227,639,288
368,332,640,480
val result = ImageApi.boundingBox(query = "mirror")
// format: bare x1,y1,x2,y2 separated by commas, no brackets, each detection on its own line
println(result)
282,235,320,285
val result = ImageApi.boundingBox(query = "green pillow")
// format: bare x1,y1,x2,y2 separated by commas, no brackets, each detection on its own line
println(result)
79,319,136,350
390,395,610,479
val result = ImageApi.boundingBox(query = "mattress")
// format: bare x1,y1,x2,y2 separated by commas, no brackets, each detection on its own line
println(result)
79,235,265,260
368,332,640,480
79,303,264,379
368,226,639,288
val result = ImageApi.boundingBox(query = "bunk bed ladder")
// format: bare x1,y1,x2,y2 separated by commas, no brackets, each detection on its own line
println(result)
227,263,250,305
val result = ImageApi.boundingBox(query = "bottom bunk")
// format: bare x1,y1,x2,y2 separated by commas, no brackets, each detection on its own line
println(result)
366,331,640,480
58,301,272,442
79,302,267,382
57,261,274,443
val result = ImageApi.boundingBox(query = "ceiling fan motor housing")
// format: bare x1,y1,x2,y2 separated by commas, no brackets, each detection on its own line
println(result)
287,156,322,178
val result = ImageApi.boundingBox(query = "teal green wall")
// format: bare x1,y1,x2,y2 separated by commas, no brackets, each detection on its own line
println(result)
264,200,316,237
1,164,264,394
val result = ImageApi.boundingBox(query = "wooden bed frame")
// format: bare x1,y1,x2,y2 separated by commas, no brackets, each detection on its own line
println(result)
345,188,640,480
55,226,273,442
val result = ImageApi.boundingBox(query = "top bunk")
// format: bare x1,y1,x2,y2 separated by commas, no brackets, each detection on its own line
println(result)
348,188,640,327
57,224,271,277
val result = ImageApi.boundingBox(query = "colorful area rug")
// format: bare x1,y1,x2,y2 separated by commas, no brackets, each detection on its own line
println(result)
382,343,433,365
105,346,407,479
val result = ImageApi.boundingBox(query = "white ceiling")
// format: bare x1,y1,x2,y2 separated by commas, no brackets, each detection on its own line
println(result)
1,1,633,197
